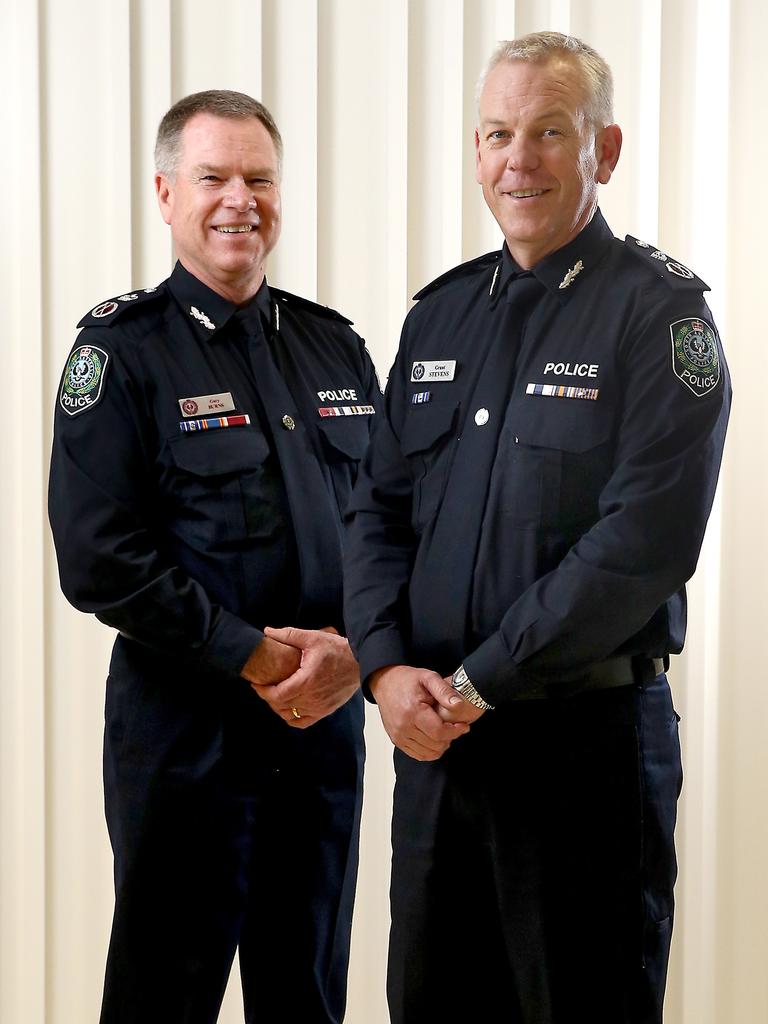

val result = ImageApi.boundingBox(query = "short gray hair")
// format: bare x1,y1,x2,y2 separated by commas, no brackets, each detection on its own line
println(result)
154,89,283,178
477,31,614,128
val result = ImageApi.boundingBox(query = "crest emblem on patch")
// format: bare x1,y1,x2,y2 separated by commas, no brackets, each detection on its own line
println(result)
59,344,110,416
670,318,720,397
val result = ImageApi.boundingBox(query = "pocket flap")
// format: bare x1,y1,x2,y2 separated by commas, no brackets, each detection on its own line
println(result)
167,429,270,476
316,417,371,460
514,396,612,452
400,402,459,456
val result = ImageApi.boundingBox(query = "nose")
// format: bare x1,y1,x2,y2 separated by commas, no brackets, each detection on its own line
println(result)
505,133,539,172
223,178,257,211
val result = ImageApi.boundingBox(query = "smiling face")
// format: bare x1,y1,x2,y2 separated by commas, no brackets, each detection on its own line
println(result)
155,112,281,304
475,57,621,268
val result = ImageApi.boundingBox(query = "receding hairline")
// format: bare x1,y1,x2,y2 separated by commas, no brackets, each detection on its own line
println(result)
476,32,615,129
173,114,282,175
476,58,593,130
154,89,283,179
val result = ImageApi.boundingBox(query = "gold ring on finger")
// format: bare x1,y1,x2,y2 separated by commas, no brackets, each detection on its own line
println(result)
291,707,301,720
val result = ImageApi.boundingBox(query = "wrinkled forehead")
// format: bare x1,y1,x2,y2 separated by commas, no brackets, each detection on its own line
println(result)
479,57,589,124
178,112,280,169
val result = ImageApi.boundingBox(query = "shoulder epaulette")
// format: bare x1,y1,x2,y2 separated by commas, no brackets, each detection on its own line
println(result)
413,251,501,301
271,287,354,326
624,236,709,291
77,285,167,328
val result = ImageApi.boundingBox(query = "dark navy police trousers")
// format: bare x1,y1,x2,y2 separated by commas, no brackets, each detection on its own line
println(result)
99,657,364,1024
388,673,682,1024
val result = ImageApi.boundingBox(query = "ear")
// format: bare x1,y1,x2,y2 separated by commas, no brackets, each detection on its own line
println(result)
155,172,173,225
474,128,483,184
595,123,622,185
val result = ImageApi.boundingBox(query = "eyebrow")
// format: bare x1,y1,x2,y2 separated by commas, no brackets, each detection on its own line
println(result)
191,163,278,177
481,109,572,127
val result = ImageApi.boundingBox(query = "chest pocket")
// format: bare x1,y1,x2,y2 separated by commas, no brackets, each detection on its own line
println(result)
498,397,614,531
400,402,459,530
316,417,372,517
316,417,370,462
164,428,281,547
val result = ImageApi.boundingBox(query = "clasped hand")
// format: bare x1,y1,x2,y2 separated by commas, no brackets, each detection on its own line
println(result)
242,626,360,728
369,665,485,762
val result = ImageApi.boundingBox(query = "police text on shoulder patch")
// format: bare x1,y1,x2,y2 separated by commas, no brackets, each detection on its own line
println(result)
410,360,456,382
670,318,721,397
59,345,109,417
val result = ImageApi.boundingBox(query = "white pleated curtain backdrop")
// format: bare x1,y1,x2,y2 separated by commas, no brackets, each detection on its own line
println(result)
1,1,766,1022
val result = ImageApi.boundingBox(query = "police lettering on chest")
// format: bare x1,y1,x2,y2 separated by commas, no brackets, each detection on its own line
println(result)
543,361,599,378
317,388,358,402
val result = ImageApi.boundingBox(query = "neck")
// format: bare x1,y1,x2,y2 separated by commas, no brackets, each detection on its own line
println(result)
180,260,266,306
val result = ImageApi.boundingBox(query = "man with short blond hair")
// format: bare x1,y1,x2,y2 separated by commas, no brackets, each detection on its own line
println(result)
345,32,730,1023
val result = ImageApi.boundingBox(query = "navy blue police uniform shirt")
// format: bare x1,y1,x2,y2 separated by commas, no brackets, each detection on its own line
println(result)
49,261,382,682
344,210,731,707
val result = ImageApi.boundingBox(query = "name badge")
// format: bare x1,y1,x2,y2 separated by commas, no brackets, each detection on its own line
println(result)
178,392,235,417
410,360,456,383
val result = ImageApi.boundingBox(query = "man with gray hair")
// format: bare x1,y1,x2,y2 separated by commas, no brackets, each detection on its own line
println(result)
345,31,730,1022
49,90,380,1023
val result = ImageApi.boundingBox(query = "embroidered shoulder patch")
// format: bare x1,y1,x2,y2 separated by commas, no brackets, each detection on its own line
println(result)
59,344,109,416
670,318,721,397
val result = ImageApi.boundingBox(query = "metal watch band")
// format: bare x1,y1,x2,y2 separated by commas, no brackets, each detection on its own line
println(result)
451,665,495,711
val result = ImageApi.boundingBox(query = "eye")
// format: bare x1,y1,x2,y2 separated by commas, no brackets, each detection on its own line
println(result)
543,128,563,138
199,175,221,184
488,130,510,142
249,178,275,190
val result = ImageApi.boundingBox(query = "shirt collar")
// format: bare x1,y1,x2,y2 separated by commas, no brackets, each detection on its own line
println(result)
167,261,273,339
492,209,615,306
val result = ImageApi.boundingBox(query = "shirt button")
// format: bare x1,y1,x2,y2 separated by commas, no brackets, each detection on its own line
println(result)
474,408,490,426
281,414,296,430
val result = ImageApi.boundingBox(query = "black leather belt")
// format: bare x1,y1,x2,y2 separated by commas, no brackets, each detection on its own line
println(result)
521,655,668,701
583,655,666,691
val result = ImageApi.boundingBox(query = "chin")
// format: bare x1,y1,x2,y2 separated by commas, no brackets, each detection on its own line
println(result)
215,256,261,277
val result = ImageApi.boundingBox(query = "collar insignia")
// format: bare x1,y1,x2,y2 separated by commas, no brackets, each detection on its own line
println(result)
190,305,216,330
559,260,584,290
489,265,500,296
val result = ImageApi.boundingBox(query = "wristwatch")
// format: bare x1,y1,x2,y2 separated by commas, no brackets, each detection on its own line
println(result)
450,665,494,711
